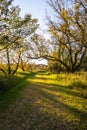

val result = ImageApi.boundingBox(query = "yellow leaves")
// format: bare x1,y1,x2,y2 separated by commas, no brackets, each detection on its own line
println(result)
48,27,59,38
81,23,85,30
60,9,70,19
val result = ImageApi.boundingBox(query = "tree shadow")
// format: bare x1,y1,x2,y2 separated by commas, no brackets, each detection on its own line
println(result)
28,82,87,129
0,71,38,111
32,82,80,98
32,76,55,81
38,85,87,120
37,70,50,75
0,71,87,130
18,71,36,78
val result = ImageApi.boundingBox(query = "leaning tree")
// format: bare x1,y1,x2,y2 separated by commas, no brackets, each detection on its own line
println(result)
45,0,87,73
0,0,39,77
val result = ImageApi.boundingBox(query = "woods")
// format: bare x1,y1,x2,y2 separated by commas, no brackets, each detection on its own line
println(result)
0,0,87,130
0,0,87,74
0,0,38,76
45,0,87,73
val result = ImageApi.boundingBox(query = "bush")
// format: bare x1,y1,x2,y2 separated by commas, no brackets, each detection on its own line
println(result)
0,80,6,92
71,81,87,98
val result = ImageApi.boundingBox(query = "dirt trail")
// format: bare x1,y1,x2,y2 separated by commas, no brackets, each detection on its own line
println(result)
0,72,86,130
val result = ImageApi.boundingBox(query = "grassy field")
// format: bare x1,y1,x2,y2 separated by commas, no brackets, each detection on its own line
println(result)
0,71,87,130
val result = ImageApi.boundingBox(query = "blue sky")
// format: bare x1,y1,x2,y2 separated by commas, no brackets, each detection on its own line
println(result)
13,0,47,30
13,0,48,65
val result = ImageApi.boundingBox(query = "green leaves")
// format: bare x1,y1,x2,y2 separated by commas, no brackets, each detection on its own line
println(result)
0,0,39,76
46,0,87,72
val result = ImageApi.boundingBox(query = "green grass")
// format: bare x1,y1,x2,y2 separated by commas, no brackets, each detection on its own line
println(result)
0,70,87,130
0,69,36,91
0,70,31,111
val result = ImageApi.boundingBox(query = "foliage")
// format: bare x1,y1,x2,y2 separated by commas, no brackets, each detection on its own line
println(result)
48,50,65,73
27,33,49,58
45,0,87,73
0,68,29,92
81,55,87,70
48,60,61,73
0,0,39,77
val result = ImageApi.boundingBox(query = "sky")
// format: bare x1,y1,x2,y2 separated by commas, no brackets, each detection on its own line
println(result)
13,0,48,65
13,0,48,32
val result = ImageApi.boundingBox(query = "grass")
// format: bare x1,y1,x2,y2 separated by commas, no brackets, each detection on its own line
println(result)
0,70,87,130
0,70,31,111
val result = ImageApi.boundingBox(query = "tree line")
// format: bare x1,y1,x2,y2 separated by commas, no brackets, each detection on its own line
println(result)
0,0,87,77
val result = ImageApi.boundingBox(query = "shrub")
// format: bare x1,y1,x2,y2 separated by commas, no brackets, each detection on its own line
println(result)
71,81,87,98
0,80,6,92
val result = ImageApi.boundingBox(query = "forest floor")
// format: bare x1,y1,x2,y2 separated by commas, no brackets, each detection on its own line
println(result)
0,71,87,130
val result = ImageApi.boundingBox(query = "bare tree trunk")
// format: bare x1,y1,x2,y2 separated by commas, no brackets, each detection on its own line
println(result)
6,48,11,77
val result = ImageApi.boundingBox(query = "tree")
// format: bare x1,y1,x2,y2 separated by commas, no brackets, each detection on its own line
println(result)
48,50,64,73
48,60,62,73
81,53,87,70
45,0,87,73
0,0,39,76
27,33,49,59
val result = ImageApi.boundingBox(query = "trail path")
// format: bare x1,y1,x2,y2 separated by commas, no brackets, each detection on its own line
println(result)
0,71,87,130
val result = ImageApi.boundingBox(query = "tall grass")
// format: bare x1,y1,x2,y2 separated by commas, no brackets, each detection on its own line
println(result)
55,72,87,98
0,69,29,92
0,70,87,129
30,71,87,98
